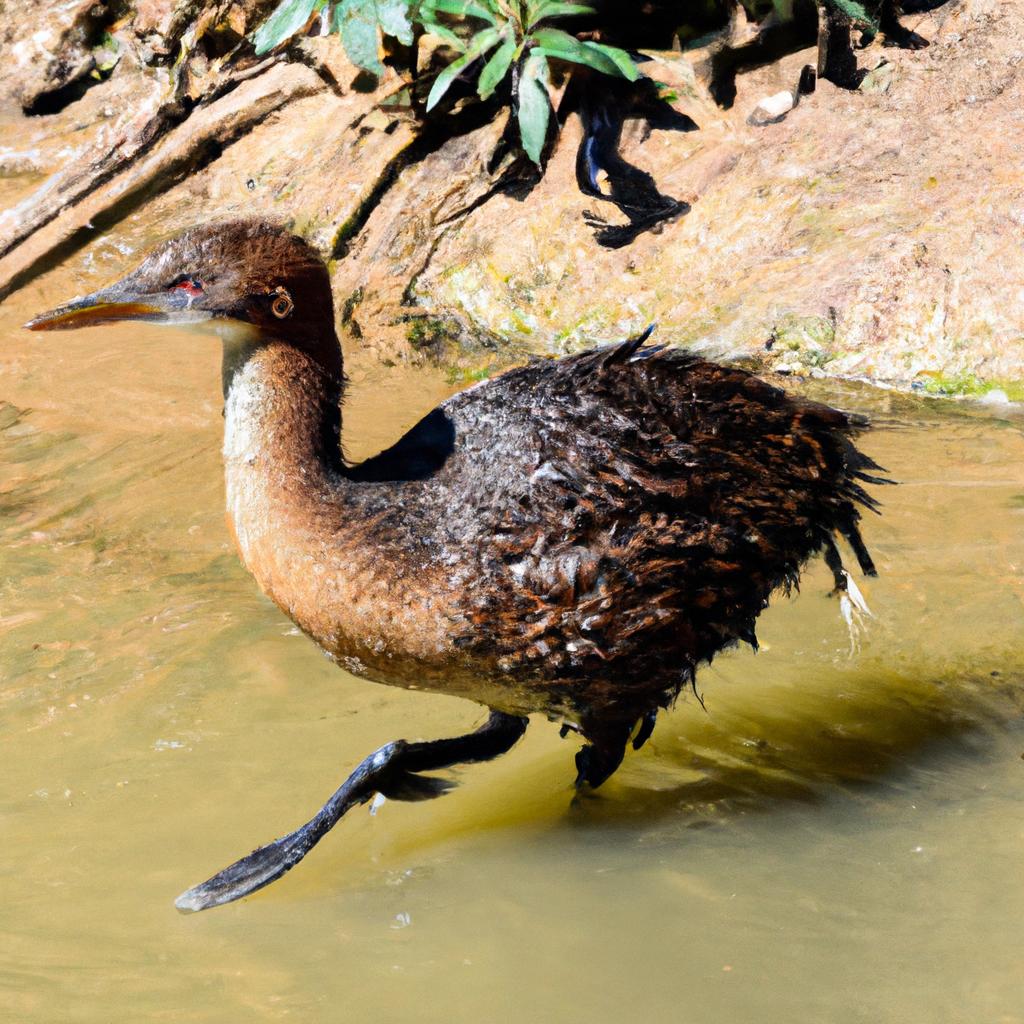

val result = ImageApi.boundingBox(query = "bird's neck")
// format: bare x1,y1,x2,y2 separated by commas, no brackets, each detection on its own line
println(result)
222,331,344,464
220,336,345,603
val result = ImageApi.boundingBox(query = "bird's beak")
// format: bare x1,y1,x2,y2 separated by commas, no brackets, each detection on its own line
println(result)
24,284,205,332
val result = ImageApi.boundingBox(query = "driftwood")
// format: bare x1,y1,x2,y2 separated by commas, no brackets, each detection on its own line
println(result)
0,61,323,301
0,80,169,263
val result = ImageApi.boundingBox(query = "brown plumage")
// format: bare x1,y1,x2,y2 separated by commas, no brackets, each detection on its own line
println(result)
26,220,887,910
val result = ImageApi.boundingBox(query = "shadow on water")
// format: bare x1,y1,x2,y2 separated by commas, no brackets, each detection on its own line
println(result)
570,666,1024,830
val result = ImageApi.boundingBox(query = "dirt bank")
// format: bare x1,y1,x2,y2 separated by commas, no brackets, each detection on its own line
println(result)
1,0,1021,393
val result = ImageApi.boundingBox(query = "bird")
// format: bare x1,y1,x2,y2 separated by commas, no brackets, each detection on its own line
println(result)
26,219,888,912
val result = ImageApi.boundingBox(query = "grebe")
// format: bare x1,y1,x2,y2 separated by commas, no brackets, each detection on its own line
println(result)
27,220,887,911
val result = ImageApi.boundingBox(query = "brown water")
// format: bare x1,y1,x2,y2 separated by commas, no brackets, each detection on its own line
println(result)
2,224,1024,1024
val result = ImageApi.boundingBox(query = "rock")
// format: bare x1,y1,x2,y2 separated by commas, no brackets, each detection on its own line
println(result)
979,389,1011,406
859,60,895,94
0,0,99,109
133,0,178,37
0,148,42,176
748,90,796,126
0,62,325,300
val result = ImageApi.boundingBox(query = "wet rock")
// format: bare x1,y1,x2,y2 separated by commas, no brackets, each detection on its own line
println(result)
0,148,43,176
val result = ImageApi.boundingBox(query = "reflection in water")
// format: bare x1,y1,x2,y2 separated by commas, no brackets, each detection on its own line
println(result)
1,228,1024,1021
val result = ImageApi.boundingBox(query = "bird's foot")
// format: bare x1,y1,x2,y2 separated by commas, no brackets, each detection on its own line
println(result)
175,711,527,912
574,740,626,791
631,709,658,751
883,27,929,50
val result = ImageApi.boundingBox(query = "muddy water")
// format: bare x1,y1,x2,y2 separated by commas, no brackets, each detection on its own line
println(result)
2,225,1024,1024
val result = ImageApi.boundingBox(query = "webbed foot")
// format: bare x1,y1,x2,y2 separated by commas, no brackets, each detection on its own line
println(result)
175,710,528,912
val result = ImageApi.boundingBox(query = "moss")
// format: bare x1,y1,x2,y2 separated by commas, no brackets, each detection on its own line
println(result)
406,316,449,351
803,347,836,369
770,314,836,368
339,287,364,339
997,381,1024,401
506,310,534,336
920,371,983,396
505,278,536,307
445,364,496,386
340,287,363,325
438,262,467,282
919,372,1024,400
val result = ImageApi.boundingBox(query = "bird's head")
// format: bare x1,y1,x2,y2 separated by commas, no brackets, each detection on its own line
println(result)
26,220,339,373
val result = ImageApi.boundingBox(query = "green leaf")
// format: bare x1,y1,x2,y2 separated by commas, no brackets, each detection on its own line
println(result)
418,17,468,51
326,0,412,73
477,30,515,99
580,40,639,80
531,26,616,76
528,1,595,29
425,26,501,110
826,0,878,26
531,27,638,80
530,26,588,60
426,52,473,109
251,0,322,55
333,0,384,73
422,0,499,23
376,0,415,44
517,51,550,164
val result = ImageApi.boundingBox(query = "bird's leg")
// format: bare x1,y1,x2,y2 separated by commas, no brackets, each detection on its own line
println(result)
575,742,625,789
574,721,632,790
175,711,528,913
574,708,659,789
631,709,658,751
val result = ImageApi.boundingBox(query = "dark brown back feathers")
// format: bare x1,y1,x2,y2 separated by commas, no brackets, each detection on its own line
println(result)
349,337,886,734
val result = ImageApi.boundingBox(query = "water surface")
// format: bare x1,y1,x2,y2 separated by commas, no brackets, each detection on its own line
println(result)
2,227,1023,1023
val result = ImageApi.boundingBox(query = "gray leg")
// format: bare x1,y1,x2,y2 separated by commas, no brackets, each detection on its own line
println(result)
176,711,528,913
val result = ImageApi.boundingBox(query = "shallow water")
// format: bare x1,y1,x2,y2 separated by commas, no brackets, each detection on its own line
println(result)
2,226,1024,1024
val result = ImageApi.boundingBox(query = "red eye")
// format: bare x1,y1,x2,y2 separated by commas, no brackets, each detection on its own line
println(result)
170,277,204,298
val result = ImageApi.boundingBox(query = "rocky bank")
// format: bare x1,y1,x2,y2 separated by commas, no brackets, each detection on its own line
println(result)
1,0,1022,393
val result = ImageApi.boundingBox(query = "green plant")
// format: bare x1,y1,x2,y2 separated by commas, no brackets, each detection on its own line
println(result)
251,0,639,163
253,1,415,74
825,0,880,27
420,1,638,162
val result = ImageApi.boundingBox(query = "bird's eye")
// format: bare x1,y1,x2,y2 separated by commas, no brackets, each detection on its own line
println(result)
169,276,204,298
270,286,294,319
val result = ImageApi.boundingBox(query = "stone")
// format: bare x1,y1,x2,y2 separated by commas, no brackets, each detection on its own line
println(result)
748,90,796,125
979,389,1011,406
